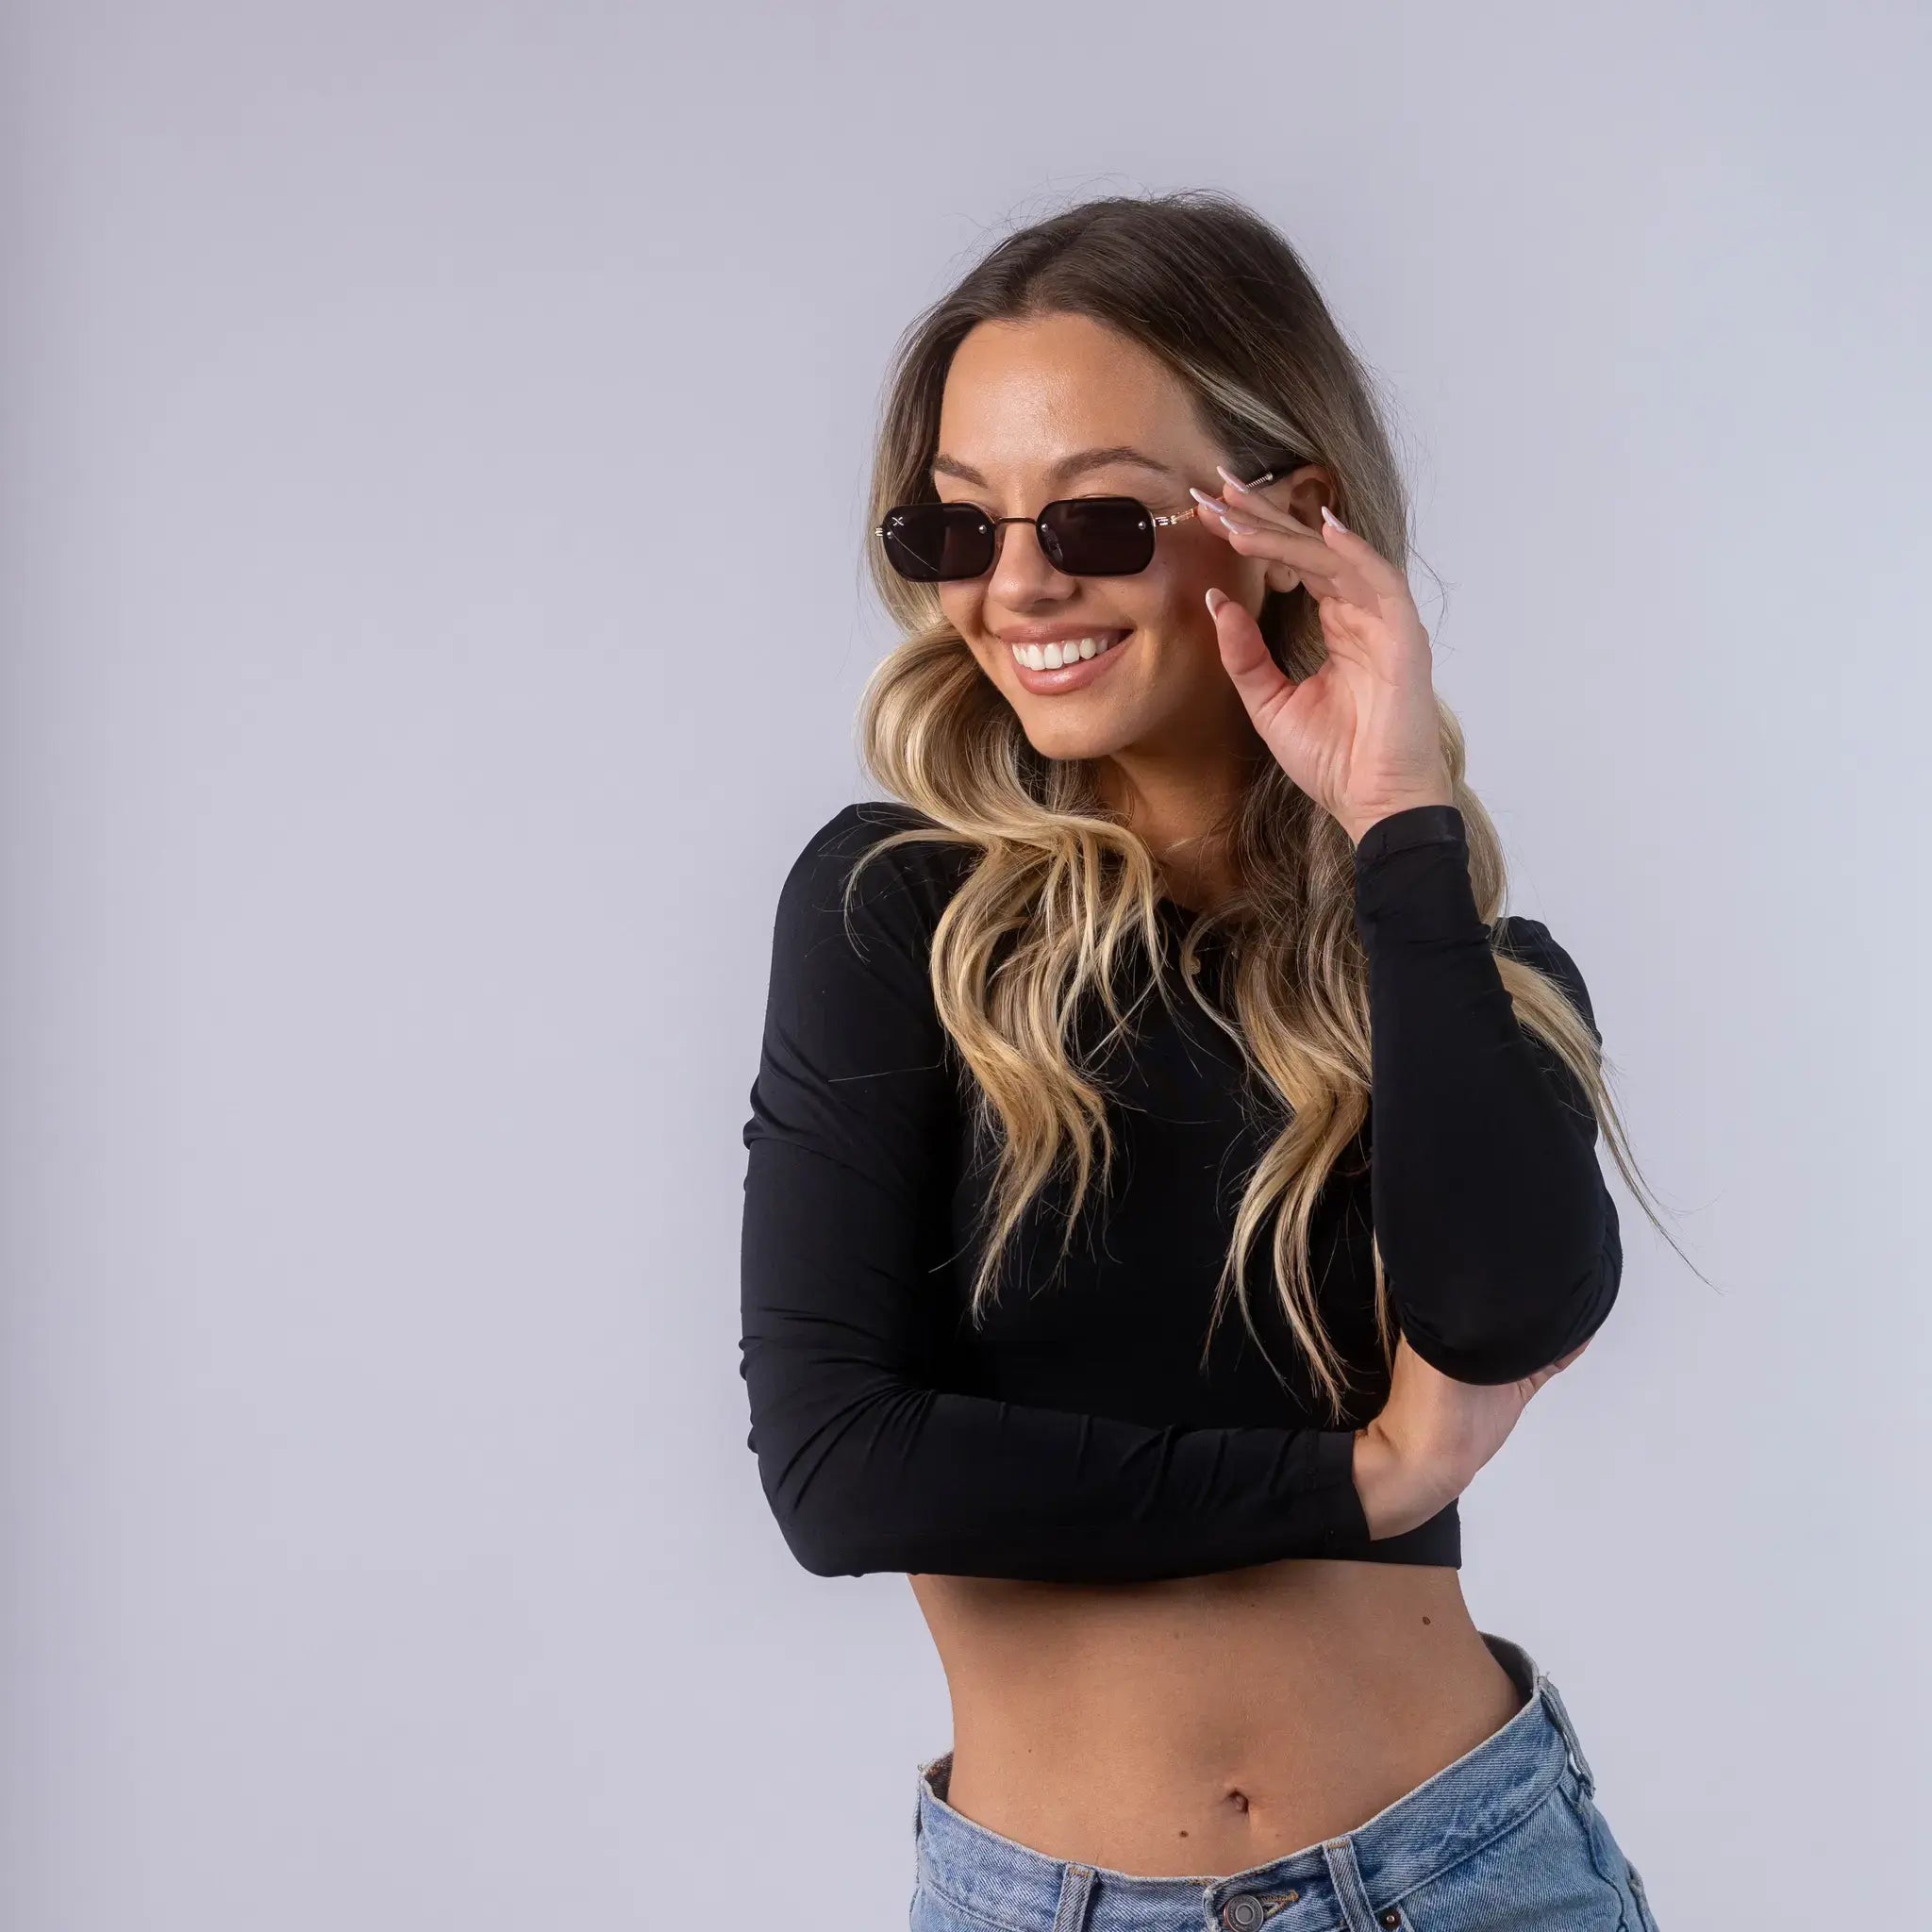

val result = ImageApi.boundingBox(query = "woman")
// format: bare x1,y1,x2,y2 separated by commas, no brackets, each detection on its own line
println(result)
740,192,1675,1931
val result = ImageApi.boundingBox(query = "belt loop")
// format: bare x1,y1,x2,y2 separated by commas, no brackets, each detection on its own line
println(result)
1051,1861,1096,1932
1537,1674,1597,1797
1319,1837,1379,1932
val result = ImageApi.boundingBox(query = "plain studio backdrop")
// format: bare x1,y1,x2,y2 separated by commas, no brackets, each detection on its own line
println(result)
3,1,1926,1925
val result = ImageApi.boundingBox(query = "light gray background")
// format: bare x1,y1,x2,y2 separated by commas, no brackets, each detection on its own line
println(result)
4,2,1925,1925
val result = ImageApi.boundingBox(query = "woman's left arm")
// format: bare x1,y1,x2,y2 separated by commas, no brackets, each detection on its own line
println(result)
1197,473,1620,1384
1352,802,1621,1383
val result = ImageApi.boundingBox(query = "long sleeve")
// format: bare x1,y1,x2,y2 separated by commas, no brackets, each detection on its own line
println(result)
1355,803,1623,1385
739,804,1369,1582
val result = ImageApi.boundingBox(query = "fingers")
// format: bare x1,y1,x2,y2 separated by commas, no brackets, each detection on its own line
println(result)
1194,474,1327,544
1524,1338,1594,1397
1218,464,1356,541
1192,478,1407,608
1521,1335,1596,1398
1190,487,1343,579
1216,466,1330,537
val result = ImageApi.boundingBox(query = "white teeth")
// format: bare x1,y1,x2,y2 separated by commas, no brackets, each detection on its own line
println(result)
1009,633,1123,671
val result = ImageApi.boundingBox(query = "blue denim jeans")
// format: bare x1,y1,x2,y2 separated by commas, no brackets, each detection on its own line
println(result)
911,1631,1658,1932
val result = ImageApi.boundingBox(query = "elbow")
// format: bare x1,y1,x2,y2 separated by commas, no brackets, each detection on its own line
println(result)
764,1483,886,1578
774,1514,864,1580
745,1402,919,1579
745,1438,875,1578
1400,1189,1623,1386
738,1337,958,1578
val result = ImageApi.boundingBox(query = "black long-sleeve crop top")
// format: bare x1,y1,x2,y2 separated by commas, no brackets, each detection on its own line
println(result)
738,799,1620,1583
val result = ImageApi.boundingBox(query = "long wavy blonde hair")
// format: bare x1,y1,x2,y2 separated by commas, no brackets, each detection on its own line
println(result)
844,190,1686,1424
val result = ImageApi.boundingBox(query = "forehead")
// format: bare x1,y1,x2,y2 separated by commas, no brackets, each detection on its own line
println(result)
934,312,1202,481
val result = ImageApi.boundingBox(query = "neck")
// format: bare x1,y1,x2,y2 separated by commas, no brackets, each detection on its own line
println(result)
1096,747,1255,916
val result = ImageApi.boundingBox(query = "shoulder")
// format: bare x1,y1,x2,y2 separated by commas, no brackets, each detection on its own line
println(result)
773,799,978,960
1491,913,1599,1037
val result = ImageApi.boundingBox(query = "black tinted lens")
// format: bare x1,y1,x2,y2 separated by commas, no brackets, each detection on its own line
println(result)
879,503,993,582
1039,497,1156,575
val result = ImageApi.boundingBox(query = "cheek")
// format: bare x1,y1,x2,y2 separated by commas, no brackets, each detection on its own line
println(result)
1182,526,1264,592
1133,544,1233,632
936,590,991,658
1132,532,1257,626
936,587,973,635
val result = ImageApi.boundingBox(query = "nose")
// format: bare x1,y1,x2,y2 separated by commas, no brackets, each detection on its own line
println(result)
985,514,1073,600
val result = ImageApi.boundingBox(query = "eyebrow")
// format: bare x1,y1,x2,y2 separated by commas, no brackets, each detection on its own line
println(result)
930,444,1182,488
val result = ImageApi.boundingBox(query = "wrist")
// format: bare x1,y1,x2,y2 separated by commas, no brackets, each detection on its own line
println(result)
1344,793,1457,851
1352,1424,1454,1541
1351,1426,1398,1539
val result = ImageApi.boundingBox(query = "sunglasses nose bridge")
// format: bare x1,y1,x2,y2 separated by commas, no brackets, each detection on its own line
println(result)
989,506,1081,579
983,510,1060,577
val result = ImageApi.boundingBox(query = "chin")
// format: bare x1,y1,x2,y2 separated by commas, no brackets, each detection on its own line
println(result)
1010,711,1140,764
1021,734,1124,766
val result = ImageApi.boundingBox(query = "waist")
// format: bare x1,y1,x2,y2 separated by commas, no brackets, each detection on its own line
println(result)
909,1557,1525,1876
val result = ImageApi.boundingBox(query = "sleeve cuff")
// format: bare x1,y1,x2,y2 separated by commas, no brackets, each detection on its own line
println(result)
1353,803,1466,868
1353,805,1486,945
1314,1427,1371,1554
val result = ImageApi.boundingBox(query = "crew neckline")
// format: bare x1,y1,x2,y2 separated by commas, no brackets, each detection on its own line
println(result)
1158,893,1233,921
1157,896,1233,946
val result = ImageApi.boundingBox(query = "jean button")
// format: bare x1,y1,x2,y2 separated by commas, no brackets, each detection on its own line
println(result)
1222,1895,1266,1931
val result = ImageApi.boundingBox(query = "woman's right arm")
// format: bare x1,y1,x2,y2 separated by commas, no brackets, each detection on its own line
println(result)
738,804,1373,1584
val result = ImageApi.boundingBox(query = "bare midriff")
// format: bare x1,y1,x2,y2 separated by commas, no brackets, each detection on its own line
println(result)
908,1557,1526,1879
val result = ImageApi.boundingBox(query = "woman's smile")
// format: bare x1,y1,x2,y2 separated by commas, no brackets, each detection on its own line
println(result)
999,625,1135,694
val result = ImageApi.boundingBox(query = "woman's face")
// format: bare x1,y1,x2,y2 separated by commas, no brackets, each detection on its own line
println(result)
932,310,1314,772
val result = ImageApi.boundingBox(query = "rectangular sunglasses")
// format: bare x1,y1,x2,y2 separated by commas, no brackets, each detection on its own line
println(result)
874,463,1293,583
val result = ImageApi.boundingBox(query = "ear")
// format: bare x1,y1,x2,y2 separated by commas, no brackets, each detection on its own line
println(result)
1244,467,1331,597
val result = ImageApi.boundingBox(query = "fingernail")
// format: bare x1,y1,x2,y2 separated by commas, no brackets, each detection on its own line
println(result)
1188,485,1229,512
1215,464,1251,495
1205,587,1228,617
1321,505,1351,534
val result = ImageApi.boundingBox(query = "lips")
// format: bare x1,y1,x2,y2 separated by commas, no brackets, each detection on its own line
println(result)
1005,628,1134,694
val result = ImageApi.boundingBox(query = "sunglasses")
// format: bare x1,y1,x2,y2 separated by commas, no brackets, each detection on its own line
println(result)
874,464,1292,583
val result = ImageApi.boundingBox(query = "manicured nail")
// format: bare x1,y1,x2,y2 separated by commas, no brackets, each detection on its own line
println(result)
1189,486,1230,513
1205,587,1228,617
1321,505,1351,534
1216,464,1253,495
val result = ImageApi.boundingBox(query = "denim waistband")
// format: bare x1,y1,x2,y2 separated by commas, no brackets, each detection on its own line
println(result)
913,1630,1598,1932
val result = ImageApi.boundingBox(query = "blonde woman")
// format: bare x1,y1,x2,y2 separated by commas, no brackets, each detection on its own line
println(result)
740,191,1673,1931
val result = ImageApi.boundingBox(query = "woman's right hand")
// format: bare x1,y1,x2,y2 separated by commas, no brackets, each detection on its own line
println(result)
1351,1330,1595,1540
